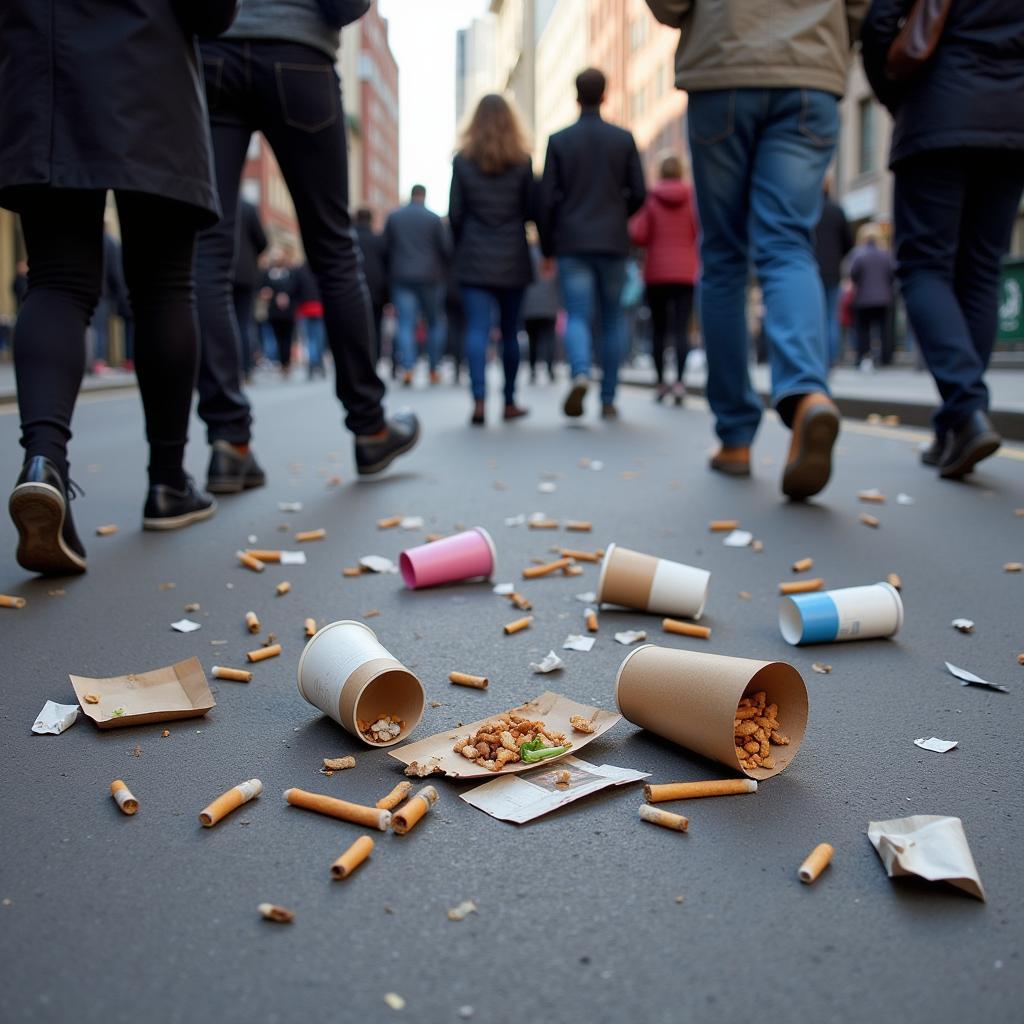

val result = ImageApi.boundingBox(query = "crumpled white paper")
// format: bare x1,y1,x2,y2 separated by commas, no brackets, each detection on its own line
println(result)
614,630,647,645
896,493,915,505
280,550,307,565
951,618,974,633
32,700,80,735
360,555,398,574
867,814,985,900
914,737,958,753
945,661,1008,693
527,512,549,524
504,514,526,527
492,582,515,596
171,618,202,633
537,482,557,494
588,460,604,471
529,651,565,674
400,516,424,530
563,635,596,652
575,591,597,603
277,501,303,512
723,529,753,547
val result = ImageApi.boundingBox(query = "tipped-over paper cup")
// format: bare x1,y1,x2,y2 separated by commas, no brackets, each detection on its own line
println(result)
779,581,903,646
597,543,710,620
399,527,496,589
297,620,424,746
615,645,808,780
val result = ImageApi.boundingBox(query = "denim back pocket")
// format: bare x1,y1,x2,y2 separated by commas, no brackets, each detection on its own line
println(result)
274,63,339,134
798,89,839,148
689,90,735,146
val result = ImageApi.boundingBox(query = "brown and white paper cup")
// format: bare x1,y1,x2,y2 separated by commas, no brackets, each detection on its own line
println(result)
297,620,424,746
597,543,710,620
615,645,808,780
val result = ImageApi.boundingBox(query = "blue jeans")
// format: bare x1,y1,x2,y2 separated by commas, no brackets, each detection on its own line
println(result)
557,255,628,404
823,283,841,367
302,316,326,373
688,89,837,446
392,282,446,372
460,285,524,404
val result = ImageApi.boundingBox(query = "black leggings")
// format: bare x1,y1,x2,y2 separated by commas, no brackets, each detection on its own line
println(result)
14,188,199,488
646,282,694,383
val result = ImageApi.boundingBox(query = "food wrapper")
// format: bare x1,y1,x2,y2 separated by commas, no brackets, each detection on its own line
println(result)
563,635,595,652
529,651,564,674
914,737,958,753
32,700,80,735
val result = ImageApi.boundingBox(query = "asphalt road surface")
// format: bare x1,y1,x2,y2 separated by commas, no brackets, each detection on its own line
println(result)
1,368,1022,1024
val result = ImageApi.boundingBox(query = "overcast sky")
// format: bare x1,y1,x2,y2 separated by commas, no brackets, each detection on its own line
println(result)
377,0,490,215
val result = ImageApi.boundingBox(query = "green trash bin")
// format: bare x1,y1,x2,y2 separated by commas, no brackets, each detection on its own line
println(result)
997,256,1024,345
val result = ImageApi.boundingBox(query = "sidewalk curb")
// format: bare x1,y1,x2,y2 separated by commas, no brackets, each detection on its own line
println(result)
0,378,137,407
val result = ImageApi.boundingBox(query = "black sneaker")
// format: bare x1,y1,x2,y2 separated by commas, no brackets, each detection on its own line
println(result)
355,411,420,476
9,456,87,575
938,410,1001,479
143,477,217,531
206,440,266,494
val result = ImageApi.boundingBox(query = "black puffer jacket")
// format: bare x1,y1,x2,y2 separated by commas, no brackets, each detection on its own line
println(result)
448,153,534,290
861,0,1024,166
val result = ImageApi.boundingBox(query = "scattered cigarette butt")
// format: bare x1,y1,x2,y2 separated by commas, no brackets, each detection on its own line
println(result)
886,572,902,591
739,591,752,600
183,602,201,613
425,533,443,543
304,617,317,638
244,549,281,563
751,539,764,553
586,609,598,632
792,557,814,573
377,516,402,529
798,842,835,884
95,524,118,536
1004,562,1023,573
523,557,571,579
331,835,375,880
83,693,100,704
779,578,825,595
558,549,602,563
323,756,356,771
364,609,380,618
237,551,265,572
161,730,170,737
392,785,439,835
449,671,488,690
383,994,405,1011
857,491,886,503
0,595,26,609
258,903,294,923
709,520,738,532
811,662,832,674
510,592,532,611
247,643,282,663
110,779,138,815
212,666,253,682
284,788,392,830
504,616,532,635
199,778,262,827
447,899,478,921
662,618,711,639
1015,508,1024,517
860,513,880,528
342,567,363,577
275,581,291,596
245,610,261,633
566,521,592,532
295,528,326,542
562,564,583,577
1018,653,1024,666
376,781,412,810
644,779,757,802
527,519,558,530
639,804,688,832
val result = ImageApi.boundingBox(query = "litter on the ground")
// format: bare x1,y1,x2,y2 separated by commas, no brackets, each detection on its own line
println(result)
447,900,478,921
614,630,648,645
277,502,303,512
945,661,1008,693
32,700,80,735
360,555,398,574
575,591,597,603
530,651,564,674
171,618,201,633
563,634,596,652
897,493,915,505
492,582,515,595
723,529,753,547
504,514,526,527
914,737,958,753
798,843,834,884
951,618,975,633
811,662,832,674
258,903,294,923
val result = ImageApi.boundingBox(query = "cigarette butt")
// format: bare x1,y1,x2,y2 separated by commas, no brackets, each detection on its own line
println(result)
377,516,401,529
751,539,764,553
284,787,392,830
237,550,265,572
392,785,439,835
523,557,571,579
1004,562,1023,573
342,567,362,577
244,549,281,563
644,779,758,802
1017,652,1024,666
709,519,738,532
212,665,253,682
295,528,326,542
798,842,835,884
566,521,592,531
860,513,880,528
562,564,583,576
662,618,711,639
0,594,26,609
779,578,825,595
510,592,532,611
245,610,261,633
247,643,282,663
792,557,814,573
376,781,413,810
449,671,488,689
527,519,558,529
258,903,294,923
886,572,902,591
639,804,689,832
558,549,602,563
276,581,291,596
199,778,263,827
95,524,118,536
110,779,138,815
331,835,375,879
504,616,532,635
857,491,886,503
425,533,443,543
586,609,598,632
304,617,317,638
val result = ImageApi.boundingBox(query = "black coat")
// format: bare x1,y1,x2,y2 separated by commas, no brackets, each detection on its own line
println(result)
862,0,1024,167
234,201,269,290
355,224,389,306
0,0,236,226
538,110,646,258
448,154,534,290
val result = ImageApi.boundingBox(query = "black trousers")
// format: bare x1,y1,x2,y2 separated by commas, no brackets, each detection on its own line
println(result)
195,40,386,443
646,282,694,383
14,188,199,487
854,305,893,364
269,318,294,368
525,317,555,377
232,284,257,377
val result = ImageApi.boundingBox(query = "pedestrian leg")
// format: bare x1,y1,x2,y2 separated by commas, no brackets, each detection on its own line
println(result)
497,287,525,413
647,283,670,394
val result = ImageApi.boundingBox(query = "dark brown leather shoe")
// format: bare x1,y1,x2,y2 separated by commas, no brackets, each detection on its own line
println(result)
781,393,839,500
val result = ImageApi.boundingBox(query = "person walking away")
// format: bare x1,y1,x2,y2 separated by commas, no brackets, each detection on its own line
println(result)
521,234,559,384
294,260,326,379
353,207,388,365
449,94,534,425
862,0,1023,479
385,186,451,386
628,151,699,405
233,199,268,381
0,0,233,575
195,0,419,494
538,68,646,420
814,178,853,367
261,249,298,376
848,224,895,371
647,0,867,499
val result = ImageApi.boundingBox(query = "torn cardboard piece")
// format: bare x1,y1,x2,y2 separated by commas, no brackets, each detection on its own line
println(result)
32,700,80,735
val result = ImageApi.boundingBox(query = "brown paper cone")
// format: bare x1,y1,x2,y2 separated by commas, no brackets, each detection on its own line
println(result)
615,645,808,780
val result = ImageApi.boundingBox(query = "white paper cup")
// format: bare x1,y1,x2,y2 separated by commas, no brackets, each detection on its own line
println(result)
779,582,904,646
296,620,424,746
597,543,710,620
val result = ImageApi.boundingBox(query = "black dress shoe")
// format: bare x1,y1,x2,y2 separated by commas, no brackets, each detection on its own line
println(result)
206,440,266,494
355,411,421,476
143,477,217,530
919,436,944,466
9,456,87,575
939,410,1002,479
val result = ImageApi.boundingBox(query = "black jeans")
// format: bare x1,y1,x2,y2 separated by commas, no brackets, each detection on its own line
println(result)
269,318,294,369
646,282,694,383
232,284,257,376
14,188,199,487
854,305,892,364
196,40,386,442
525,317,555,378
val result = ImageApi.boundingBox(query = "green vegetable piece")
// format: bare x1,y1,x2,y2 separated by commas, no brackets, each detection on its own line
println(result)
520,741,570,764
111,707,125,717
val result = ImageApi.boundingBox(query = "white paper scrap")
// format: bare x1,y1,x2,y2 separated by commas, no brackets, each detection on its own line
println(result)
492,582,515,596
529,651,565,674
614,630,648,646
951,618,974,633
32,701,80,735
589,460,604,471
563,634,596,652
945,661,1008,693
277,501,303,512
504,514,526,527
538,482,557,494
527,512,549,523
575,591,597,603
914,737,959,753
280,550,307,565
400,516,424,530
360,555,398,574
171,618,202,633
723,529,753,547
896,493,915,505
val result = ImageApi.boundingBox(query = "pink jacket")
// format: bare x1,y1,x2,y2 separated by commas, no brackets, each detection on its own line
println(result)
628,180,700,285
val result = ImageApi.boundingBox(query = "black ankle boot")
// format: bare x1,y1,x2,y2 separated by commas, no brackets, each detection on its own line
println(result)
938,410,1001,479
9,456,87,575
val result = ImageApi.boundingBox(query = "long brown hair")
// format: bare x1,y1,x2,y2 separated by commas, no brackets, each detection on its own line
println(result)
459,93,530,175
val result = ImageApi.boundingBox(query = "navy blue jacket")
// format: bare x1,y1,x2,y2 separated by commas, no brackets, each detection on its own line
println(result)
861,0,1024,167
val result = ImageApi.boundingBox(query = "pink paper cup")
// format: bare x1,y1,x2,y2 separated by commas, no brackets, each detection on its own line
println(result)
399,527,497,589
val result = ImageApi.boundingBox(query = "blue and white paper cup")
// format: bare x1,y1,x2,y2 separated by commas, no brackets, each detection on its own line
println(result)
779,582,903,646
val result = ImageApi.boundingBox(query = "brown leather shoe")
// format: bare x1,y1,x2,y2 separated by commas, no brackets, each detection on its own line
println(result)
782,393,840,500
709,446,751,477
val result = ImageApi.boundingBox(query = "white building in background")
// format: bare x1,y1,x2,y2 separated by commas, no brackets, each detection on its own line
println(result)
455,15,497,133
338,26,364,211
489,0,538,136
534,0,588,166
